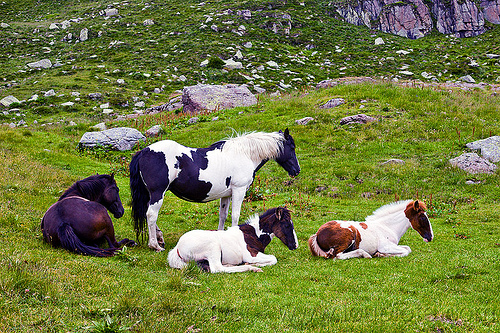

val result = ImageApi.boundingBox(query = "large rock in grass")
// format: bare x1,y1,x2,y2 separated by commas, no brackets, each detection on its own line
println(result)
320,98,346,109
340,114,377,125
27,59,52,69
1,95,20,107
79,127,146,151
182,84,257,113
466,136,500,162
449,152,497,174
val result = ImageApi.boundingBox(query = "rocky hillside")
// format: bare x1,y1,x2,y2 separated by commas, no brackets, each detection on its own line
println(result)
1,0,499,128
332,0,500,39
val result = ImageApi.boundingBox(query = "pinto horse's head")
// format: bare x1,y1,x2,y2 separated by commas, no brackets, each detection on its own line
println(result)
261,207,298,250
276,129,300,177
404,200,433,242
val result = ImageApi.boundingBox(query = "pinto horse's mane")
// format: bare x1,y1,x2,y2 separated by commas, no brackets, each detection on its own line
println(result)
365,200,413,223
59,174,114,201
221,131,285,161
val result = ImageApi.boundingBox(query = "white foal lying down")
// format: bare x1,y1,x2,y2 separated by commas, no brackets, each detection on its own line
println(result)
168,207,298,273
308,200,433,260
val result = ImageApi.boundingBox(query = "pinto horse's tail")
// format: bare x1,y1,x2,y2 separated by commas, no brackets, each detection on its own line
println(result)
58,223,117,257
129,150,149,241
308,233,330,258
168,246,188,269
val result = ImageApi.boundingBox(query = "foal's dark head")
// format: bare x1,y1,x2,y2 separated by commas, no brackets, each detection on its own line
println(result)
60,174,124,218
276,129,300,177
260,207,298,250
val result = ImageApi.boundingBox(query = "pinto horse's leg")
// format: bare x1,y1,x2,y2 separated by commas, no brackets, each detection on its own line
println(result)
245,253,278,267
218,197,231,230
376,244,412,257
336,249,372,260
230,187,247,227
207,256,262,273
146,199,165,251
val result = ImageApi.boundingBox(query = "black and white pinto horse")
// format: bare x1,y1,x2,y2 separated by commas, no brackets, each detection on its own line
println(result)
41,174,136,257
130,129,300,251
168,207,298,273
308,200,433,259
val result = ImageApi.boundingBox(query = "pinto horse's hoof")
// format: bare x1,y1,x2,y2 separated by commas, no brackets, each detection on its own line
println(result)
149,244,165,252
249,266,263,272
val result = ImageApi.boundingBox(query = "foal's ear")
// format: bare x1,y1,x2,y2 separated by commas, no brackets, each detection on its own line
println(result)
284,128,290,138
275,207,283,220
413,200,421,210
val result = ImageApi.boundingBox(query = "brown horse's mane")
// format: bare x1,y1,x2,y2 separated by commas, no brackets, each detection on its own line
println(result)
59,174,114,201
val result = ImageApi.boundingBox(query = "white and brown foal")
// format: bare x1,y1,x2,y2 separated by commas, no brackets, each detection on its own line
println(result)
168,207,298,273
308,200,433,260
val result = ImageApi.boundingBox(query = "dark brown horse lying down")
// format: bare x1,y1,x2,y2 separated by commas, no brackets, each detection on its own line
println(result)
41,174,136,257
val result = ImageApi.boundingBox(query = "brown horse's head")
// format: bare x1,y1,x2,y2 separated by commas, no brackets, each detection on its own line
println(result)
63,174,125,218
404,200,433,242
100,174,124,219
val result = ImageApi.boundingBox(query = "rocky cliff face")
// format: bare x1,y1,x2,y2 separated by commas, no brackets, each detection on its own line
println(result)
333,0,500,39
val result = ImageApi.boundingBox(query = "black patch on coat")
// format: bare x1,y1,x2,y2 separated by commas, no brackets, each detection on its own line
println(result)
136,148,170,205
225,177,231,188
169,142,225,202
239,224,272,257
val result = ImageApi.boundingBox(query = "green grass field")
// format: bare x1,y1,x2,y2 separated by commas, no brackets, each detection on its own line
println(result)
2,0,500,331
1,82,500,332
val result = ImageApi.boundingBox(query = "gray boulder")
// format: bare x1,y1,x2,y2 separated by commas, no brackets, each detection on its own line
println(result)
79,127,146,151
182,84,258,114
295,117,314,125
466,136,500,162
449,152,497,174
27,59,52,69
145,125,162,137
80,28,89,41
88,93,103,100
340,114,377,125
1,95,20,107
460,75,476,83
320,98,346,109
104,8,119,17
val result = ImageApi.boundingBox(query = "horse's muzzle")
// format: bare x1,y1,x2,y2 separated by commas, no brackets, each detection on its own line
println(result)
423,233,433,242
113,207,125,219
288,167,300,178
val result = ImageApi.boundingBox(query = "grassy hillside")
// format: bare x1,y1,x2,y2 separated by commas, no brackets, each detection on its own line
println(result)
1,0,500,332
2,82,500,332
